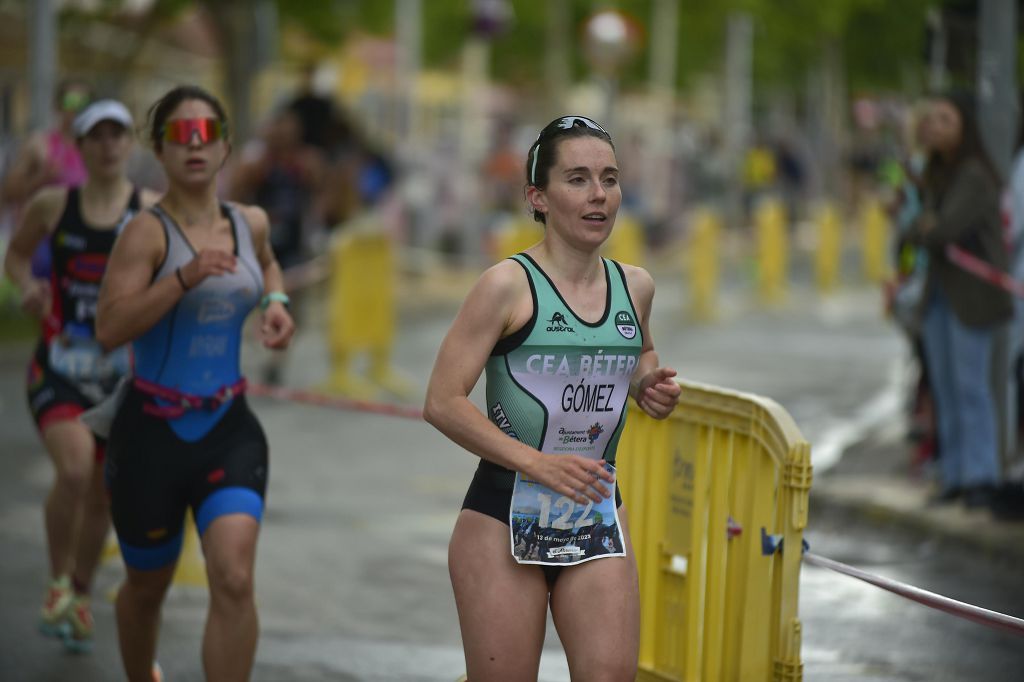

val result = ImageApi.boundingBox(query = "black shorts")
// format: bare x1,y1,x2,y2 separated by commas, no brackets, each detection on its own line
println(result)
105,386,268,571
25,341,107,456
461,461,623,586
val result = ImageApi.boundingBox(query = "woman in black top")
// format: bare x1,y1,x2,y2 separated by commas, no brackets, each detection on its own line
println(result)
911,92,1012,507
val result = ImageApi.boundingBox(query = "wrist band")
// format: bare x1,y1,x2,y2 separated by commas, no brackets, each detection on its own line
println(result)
260,291,290,310
175,267,190,292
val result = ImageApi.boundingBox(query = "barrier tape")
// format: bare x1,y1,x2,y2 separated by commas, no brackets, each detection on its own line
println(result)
248,379,1024,639
804,551,1024,637
248,382,424,420
946,245,1024,298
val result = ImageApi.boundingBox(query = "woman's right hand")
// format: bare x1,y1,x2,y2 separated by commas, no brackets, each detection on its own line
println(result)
20,278,50,319
179,249,237,289
526,453,615,505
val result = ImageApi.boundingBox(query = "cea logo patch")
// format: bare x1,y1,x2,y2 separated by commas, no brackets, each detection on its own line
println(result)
615,311,637,339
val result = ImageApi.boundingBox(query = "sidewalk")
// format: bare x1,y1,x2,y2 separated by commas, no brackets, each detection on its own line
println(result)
812,424,1024,568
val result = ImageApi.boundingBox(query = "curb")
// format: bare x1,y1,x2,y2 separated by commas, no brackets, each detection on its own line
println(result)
810,475,1024,569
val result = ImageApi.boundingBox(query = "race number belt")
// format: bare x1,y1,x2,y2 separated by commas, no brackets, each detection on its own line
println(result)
48,336,129,384
132,376,247,419
509,461,625,566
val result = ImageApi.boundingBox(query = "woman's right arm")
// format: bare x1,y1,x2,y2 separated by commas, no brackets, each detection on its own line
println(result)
95,212,237,351
95,212,176,351
423,262,612,505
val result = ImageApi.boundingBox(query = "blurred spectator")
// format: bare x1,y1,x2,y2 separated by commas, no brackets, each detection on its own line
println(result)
741,136,776,220
288,63,339,153
1,79,92,278
231,108,324,268
773,134,806,221
229,107,324,384
481,118,522,217
884,104,937,470
910,92,1012,509
993,103,1024,520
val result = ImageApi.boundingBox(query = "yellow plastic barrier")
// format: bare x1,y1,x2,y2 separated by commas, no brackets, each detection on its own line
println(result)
324,230,413,399
618,379,812,682
491,217,544,261
814,202,842,293
688,208,721,322
755,198,788,304
604,210,645,267
860,197,890,283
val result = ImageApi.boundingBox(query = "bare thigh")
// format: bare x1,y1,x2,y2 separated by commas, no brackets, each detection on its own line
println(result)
449,509,550,682
550,507,640,682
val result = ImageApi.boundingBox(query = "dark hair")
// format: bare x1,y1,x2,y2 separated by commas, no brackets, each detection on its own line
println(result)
525,115,615,224
923,90,1001,193
146,85,229,152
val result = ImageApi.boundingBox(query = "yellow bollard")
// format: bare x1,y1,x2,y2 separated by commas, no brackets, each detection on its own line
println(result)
755,197,788,304
323,229,413,399
861,196,890,283
688,208,721,322
814,202,842,293
603,210,644,266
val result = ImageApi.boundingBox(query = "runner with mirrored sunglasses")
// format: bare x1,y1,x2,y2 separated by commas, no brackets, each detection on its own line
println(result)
96,85,294,682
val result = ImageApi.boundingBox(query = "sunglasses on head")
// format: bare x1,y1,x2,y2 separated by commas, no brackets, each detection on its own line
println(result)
549,116,608,135
529,115,609,185
161,118,226,145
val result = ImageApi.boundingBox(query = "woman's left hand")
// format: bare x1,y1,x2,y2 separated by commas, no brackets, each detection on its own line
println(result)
261,302,295,350
635,366,681,419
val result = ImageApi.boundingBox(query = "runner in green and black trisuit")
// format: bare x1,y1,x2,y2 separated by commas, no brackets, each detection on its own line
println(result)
425,115,680,682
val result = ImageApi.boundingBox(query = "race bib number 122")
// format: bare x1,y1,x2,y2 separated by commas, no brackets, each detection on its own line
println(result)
509,461,625,566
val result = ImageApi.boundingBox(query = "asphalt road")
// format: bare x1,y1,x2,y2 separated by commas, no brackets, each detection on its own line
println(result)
1,278,1021,681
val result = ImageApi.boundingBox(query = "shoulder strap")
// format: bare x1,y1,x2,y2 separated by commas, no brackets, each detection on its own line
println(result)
222,202,258,262
61,187,82,226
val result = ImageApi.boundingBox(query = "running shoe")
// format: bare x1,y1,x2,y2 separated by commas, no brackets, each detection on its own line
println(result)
38,575,72,637
61,594,94,653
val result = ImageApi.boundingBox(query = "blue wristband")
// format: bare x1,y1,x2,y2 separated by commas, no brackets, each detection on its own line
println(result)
260,292,290,310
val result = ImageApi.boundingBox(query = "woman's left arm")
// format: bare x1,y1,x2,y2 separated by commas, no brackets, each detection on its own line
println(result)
623,265,681,419
242,204,295,350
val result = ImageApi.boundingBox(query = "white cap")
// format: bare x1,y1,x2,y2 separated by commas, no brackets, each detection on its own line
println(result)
72,99,133,138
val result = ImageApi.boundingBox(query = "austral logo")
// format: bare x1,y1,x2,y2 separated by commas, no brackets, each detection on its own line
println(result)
615,311,637,339
547,311,575,333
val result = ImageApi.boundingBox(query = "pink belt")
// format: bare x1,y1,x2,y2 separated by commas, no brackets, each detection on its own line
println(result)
133,376,247,419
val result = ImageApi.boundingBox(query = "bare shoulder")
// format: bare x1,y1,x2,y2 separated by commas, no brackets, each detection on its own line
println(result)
119,208,166,251
473,257,531,303
618,263,655,302
25,186,69,226
233,202,270,240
